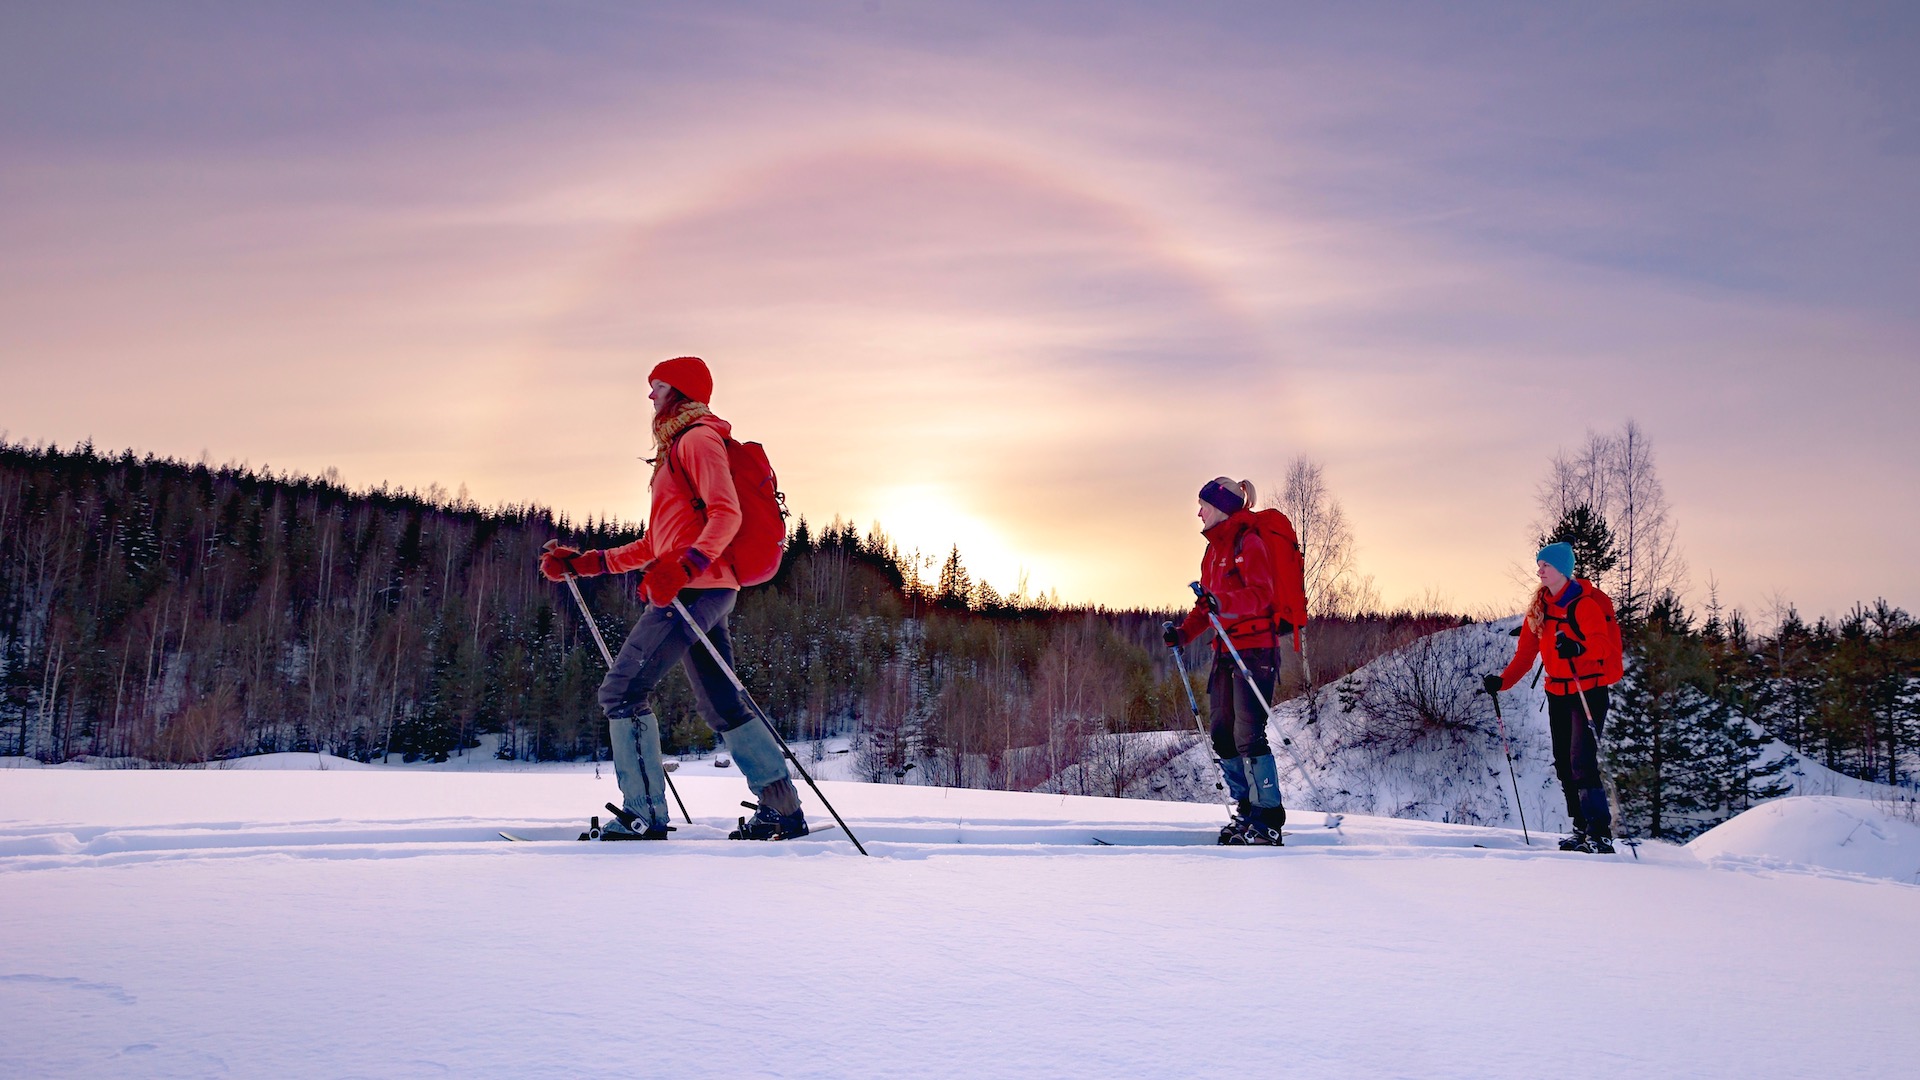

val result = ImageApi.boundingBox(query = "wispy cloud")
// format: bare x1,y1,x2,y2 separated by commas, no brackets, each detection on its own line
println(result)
2,2,1915,616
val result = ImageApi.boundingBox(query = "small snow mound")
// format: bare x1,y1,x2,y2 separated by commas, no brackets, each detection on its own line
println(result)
1688,796,1920,885
220,752,385,771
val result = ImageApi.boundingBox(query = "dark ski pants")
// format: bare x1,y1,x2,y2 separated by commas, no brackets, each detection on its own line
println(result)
1209,647,1283,815
597,588,796,828
1547,686,1611,834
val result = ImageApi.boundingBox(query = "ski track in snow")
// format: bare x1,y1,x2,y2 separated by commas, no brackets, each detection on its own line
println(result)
3,770,1918,1079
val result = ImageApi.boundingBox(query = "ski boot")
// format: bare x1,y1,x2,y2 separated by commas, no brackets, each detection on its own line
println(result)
1558,825,1590,853
730,800,808,841
602,825,672,841
1242,805,1286,846
591,803,673,841
1217,800,1254,845
1585,827,1615,855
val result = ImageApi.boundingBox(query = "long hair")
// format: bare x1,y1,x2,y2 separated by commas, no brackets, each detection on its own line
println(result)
647,388,709,466
1524,585,1553,634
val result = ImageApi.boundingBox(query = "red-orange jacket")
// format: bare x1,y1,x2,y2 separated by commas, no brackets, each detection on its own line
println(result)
1176,510,1283,652
603,416,743,590
1496,577,1623,695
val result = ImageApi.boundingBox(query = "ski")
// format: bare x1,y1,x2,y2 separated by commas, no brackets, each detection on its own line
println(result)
1086,830,1312,847
500,824,841,843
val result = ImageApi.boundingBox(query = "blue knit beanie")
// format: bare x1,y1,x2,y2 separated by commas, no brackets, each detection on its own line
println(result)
1536,542,1575,578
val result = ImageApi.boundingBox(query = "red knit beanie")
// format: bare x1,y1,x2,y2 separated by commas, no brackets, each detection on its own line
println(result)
648,356,713,405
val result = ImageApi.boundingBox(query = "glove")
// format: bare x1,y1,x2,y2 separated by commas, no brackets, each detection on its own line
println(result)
538,544,606,582
1554,634,1586,659
641,546,712,606
1161,621,1181,648
1193,588,1219,614
1481,674,1503,696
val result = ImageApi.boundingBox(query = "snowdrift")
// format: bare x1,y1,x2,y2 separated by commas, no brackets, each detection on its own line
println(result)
1689,796,1920,885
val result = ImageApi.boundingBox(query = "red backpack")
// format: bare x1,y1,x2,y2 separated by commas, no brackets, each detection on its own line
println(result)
1557,579,1624,687
668,431,789,588
1242,508,1310,648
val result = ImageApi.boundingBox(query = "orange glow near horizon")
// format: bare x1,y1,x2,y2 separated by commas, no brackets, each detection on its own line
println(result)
3,6,1916,621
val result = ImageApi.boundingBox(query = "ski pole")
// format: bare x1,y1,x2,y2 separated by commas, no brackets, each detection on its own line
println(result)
1191,582,1339,819
671,597,869,857
1480,684,1530,845
553,560,693,825
1163,623,1235,809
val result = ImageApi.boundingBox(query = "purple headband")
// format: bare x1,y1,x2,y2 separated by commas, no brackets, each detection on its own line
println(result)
1198,480,1245,515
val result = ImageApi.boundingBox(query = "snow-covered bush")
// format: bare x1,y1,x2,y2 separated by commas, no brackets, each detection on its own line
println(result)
1332,628,1488,749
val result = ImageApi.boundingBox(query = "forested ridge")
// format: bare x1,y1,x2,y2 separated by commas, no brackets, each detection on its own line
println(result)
0,438,1455,783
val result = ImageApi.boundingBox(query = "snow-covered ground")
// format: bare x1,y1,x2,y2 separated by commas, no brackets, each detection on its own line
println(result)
3,767,1917,1079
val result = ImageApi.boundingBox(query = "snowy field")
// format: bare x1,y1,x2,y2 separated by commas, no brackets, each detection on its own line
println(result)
3,766,1918,1079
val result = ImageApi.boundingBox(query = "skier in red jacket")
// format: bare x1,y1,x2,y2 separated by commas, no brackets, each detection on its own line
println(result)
1484,541,1623,853
1165,477,1292,844
537,356,805,840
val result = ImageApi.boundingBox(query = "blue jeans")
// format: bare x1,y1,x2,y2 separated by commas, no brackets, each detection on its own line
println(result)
597,588,794,829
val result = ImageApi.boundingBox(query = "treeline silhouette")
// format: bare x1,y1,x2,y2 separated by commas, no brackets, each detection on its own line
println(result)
0,438,1459,785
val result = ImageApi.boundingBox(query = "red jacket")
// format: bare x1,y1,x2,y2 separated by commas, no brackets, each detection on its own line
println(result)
1177,510,1282,652
603,416,742,590
1497,577,1623,695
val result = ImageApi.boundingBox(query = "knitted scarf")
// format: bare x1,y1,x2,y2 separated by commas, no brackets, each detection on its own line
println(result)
650,400,713,468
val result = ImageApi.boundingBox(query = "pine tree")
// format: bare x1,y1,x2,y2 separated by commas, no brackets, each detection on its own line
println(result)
1751,607,1820,755
1697,609,1793,817
934,546,972,611
1604,594,1719,839
1538,503,1620,587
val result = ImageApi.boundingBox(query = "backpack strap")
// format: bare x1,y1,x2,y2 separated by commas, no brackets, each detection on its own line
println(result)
662,429,708,514
1558,594,1589,641
1544,584,1591,643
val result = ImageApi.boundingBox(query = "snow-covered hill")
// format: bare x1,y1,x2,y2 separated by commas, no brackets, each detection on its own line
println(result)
1145,618,1903,837
3,768,1917,1078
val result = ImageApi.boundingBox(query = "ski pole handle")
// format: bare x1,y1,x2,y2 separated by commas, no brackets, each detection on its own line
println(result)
1188,581,1219,613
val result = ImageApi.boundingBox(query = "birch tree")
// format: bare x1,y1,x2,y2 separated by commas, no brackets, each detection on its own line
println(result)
1279,456,1365,618
1534,420,1685,622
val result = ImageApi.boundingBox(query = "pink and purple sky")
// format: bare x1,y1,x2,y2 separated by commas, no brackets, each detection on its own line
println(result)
3,2,1916,617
